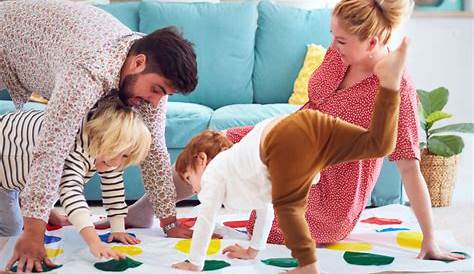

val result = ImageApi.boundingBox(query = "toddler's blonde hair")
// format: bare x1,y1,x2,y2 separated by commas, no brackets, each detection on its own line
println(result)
333,0,414,44
85,97,151,169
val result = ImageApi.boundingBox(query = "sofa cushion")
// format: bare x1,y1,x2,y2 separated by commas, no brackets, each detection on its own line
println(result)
97,2,140,31
165,102,213,148
253,1,332,104
0,100,46,114
209,103,299,130
0,89,11,100
139,1,258,109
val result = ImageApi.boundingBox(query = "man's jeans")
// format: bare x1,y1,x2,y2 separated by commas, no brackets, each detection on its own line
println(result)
0,189,23,236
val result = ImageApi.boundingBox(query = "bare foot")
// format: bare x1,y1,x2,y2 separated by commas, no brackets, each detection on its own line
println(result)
283,262,319,274
48,208,71,226
374,37,410,91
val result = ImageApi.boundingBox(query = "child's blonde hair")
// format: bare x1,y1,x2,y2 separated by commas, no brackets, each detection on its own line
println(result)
85,97,152,169
175,130,233,178
333,0,413,44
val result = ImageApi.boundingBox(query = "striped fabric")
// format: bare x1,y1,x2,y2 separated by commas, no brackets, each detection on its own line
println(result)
0,110,127,233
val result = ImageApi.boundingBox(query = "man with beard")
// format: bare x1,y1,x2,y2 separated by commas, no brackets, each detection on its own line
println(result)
0,1,197,272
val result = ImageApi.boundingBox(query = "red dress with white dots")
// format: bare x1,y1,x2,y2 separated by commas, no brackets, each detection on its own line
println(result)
226,46,420,244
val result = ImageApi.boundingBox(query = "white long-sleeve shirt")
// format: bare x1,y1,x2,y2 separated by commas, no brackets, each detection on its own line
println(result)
188,119,276,268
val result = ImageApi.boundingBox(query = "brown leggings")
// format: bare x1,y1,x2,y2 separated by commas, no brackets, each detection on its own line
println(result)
261,87,400,266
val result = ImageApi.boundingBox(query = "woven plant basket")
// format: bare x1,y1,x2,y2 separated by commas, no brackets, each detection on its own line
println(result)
420,149,460,207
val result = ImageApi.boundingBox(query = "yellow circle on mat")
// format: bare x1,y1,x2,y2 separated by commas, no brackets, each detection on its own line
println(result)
396,231,423,250
46,248,64,258
326,242,373,252
111,246,143,256
175,239,221,256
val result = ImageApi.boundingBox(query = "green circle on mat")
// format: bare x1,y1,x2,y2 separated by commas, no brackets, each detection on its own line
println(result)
185,259,230,271
438,251,471,263
11,264,62,273
343,251,394,266
94,257,143,272
261,258,299,268
203,260,231,271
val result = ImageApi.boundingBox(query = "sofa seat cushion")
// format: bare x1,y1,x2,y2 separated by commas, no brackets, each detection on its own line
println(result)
0,100,46,115
209,103,299,130
166,102,213,148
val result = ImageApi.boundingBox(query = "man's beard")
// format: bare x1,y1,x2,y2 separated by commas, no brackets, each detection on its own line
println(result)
118,73,139,106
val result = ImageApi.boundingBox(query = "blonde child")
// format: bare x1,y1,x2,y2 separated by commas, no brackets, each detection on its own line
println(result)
0,96,151,263
172,38,410,274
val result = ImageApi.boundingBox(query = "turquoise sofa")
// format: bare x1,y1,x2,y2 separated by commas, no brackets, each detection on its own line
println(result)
0,0,403,206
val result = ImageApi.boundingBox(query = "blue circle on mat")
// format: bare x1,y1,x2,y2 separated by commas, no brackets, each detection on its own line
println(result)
99,232,136,243
44,235,62,244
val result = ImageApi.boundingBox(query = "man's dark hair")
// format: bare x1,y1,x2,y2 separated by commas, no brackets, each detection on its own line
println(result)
129,26,198,94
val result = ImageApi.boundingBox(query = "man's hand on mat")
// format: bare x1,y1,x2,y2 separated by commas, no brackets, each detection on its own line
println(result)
222,244,258,260
172,261,201,271
418,239,465,261
165,224,194,238
285,262,319,274
108,232,141,245
6,218,57,273
89,242,126,261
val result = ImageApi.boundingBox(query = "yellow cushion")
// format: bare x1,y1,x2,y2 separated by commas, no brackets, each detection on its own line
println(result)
30,92,48,104
288,44,326,105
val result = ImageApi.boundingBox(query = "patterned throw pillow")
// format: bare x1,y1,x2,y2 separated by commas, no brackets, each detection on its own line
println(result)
288,44,326,105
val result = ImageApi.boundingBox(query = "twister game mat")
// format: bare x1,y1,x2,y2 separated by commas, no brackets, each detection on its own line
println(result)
1,205,472,273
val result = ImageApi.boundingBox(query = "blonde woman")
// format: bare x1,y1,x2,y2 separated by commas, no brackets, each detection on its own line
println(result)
224,0,465,263
1,96,151,265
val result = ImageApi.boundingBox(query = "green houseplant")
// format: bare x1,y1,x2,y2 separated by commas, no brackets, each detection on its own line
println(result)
417,87,474,207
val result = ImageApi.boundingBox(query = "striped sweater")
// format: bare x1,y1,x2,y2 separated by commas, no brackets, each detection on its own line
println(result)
0,110,127,233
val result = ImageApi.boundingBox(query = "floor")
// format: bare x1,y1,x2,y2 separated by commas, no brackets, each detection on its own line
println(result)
86,200,474,274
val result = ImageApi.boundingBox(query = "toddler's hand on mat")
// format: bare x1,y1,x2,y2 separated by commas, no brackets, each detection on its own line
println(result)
108,232,141,245
418,239,465,262
172,261,201,271
89,242,126,261
222,243,258,260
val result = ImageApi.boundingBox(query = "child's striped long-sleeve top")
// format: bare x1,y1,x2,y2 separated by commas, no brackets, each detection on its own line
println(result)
0,110,128,233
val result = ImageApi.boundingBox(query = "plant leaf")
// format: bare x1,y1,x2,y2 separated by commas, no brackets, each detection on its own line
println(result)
428,135,464,157
425,111,452,124
416,94,429,120
420,142,427,150
429,123,474,135
418,102,427,130
416,87,448,116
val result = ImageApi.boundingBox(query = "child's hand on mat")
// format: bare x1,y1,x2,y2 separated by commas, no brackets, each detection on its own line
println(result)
48,208,71,227
172,261,201,271
89,242,126,260
6,226,58,273
108,232,141,245
165,223,194,238
374,37,409,91
284,262,319,274
418,239,465,261
222,244,258,260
